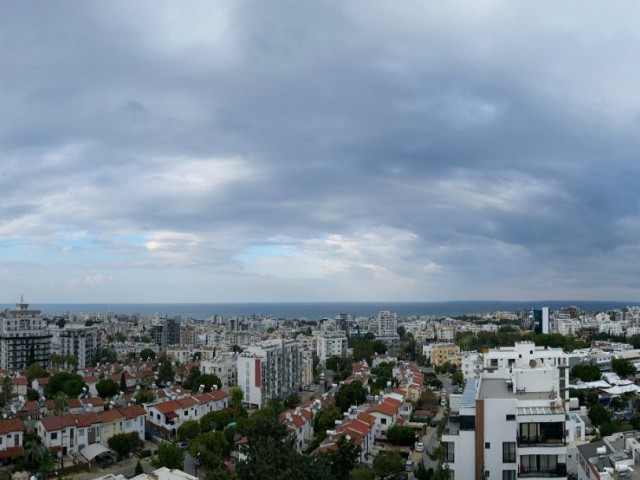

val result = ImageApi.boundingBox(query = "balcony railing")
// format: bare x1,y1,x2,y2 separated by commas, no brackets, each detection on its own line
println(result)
517,437,565,448
518,464,566,478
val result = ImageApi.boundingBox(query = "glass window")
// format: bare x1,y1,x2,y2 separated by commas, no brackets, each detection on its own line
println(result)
502,471,516,480
502,442,516,463
443,442,455,463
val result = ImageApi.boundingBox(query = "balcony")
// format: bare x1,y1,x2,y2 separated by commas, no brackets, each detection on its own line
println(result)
517,437,565,448
518,464,566,478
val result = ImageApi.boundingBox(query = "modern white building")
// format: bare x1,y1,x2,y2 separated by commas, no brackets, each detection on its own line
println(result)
443,342,568,480
377,311,398,339
58,324,102,369
0,299,52,371
316,332,348,365
237,339,303,408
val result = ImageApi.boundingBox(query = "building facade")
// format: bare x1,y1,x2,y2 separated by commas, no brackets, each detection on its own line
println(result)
0,300,52,371
237,339,303,408
442,342,568,480
58,324,102,369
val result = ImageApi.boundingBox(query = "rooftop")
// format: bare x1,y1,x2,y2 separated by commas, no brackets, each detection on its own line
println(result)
478,378,557,401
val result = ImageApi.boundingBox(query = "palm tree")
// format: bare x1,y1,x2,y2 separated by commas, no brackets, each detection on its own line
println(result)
0,376,13,405
53,392,69,416
24,438,48,465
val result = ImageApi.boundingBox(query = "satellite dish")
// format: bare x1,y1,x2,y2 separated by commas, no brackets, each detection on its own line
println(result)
529,359,537,368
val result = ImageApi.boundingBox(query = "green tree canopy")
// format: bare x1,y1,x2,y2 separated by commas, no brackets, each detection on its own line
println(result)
46,372,86,397
108,432,144,460
189,430,230,469
152,441,184,470
26,362,48,382
96,379,120,398
201,410,233,433
140,348,156,361
385,424,416,446
612,358,636,379
317,436,361,480
588,402,612,428
571,364,601,382
373,450,403,478
177,420,201,443
336,381,368,413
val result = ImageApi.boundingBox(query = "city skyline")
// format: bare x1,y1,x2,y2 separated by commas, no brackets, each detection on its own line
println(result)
2,2,640,303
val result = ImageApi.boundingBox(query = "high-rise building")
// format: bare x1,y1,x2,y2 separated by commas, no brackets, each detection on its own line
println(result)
533,307,550,334
58,324,102,369
442,342,568,480
377,311,398,339
237,339,303,408
0,299,52,371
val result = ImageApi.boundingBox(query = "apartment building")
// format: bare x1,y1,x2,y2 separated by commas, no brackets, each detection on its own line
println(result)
200,355,238,389
316,332,348,365
442,343,568,480
430,343,461,367
237,339,303,408
0,299,52,371
377,311,398,339
58,324,102,369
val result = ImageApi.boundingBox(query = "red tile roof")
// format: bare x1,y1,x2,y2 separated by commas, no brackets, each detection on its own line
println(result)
0,419,24,435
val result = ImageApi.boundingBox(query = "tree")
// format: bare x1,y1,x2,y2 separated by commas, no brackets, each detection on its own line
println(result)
318,435,361,480
152,441,184,470
588,403,612,428
140,348,156,361
120,372,127,392
108,432,144,460
189,431,230,469
53,392,69,416
612,358,636,379
177,420,201,443
451,371,464,386
26,362,48,382
135,389,155,404
96,379,120,398
200,410,232,433
349,466,375,480
571,364,601,382
46,372,86,397
397,326,406,339
314,405,341,434
326,356,342,372
284,393,301,409
372,450,403,478
0,376,12,405
156,356,175,387
385,424,416,446
336,381,368,413
135,461,144,476
229,386,244,414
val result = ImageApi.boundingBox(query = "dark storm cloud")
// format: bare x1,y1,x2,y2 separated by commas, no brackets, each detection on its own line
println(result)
0,0,640,301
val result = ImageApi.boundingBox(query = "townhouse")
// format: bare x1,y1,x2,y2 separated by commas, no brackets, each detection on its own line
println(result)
0,418,24,462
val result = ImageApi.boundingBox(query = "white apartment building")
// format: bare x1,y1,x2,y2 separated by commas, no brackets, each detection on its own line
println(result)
200,354,238,389
461,352,483,380
442,346,568,480
58,324,102,369
377,311,398,339
237,339,303,408
316,332,348,365
0,299,52,371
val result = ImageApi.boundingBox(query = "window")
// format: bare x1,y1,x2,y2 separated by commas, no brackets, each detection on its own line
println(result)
381,418,387,425
485,442,491,449
502,442,516,463
502,471,516,480
506,414,515,421
443,442,455,463
51,432,58,440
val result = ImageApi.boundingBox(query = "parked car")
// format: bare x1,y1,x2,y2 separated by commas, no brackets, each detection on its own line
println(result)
415,442,425,452
176,441,189,450
95,453,115,469
404,460,414,472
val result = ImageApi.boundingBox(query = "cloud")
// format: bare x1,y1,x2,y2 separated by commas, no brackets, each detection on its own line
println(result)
0,1,639,302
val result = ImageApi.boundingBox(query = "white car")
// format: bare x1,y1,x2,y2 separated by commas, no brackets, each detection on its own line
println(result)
415,442,425,452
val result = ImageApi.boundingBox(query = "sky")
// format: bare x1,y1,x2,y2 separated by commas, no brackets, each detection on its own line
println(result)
1,1,640,303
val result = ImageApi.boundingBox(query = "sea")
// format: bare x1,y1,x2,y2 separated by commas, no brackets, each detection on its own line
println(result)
0,300,636,320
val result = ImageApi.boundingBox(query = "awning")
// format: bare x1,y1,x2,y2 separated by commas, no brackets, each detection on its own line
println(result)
0,446,24,458
80,443,112,461
165,412,178,420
